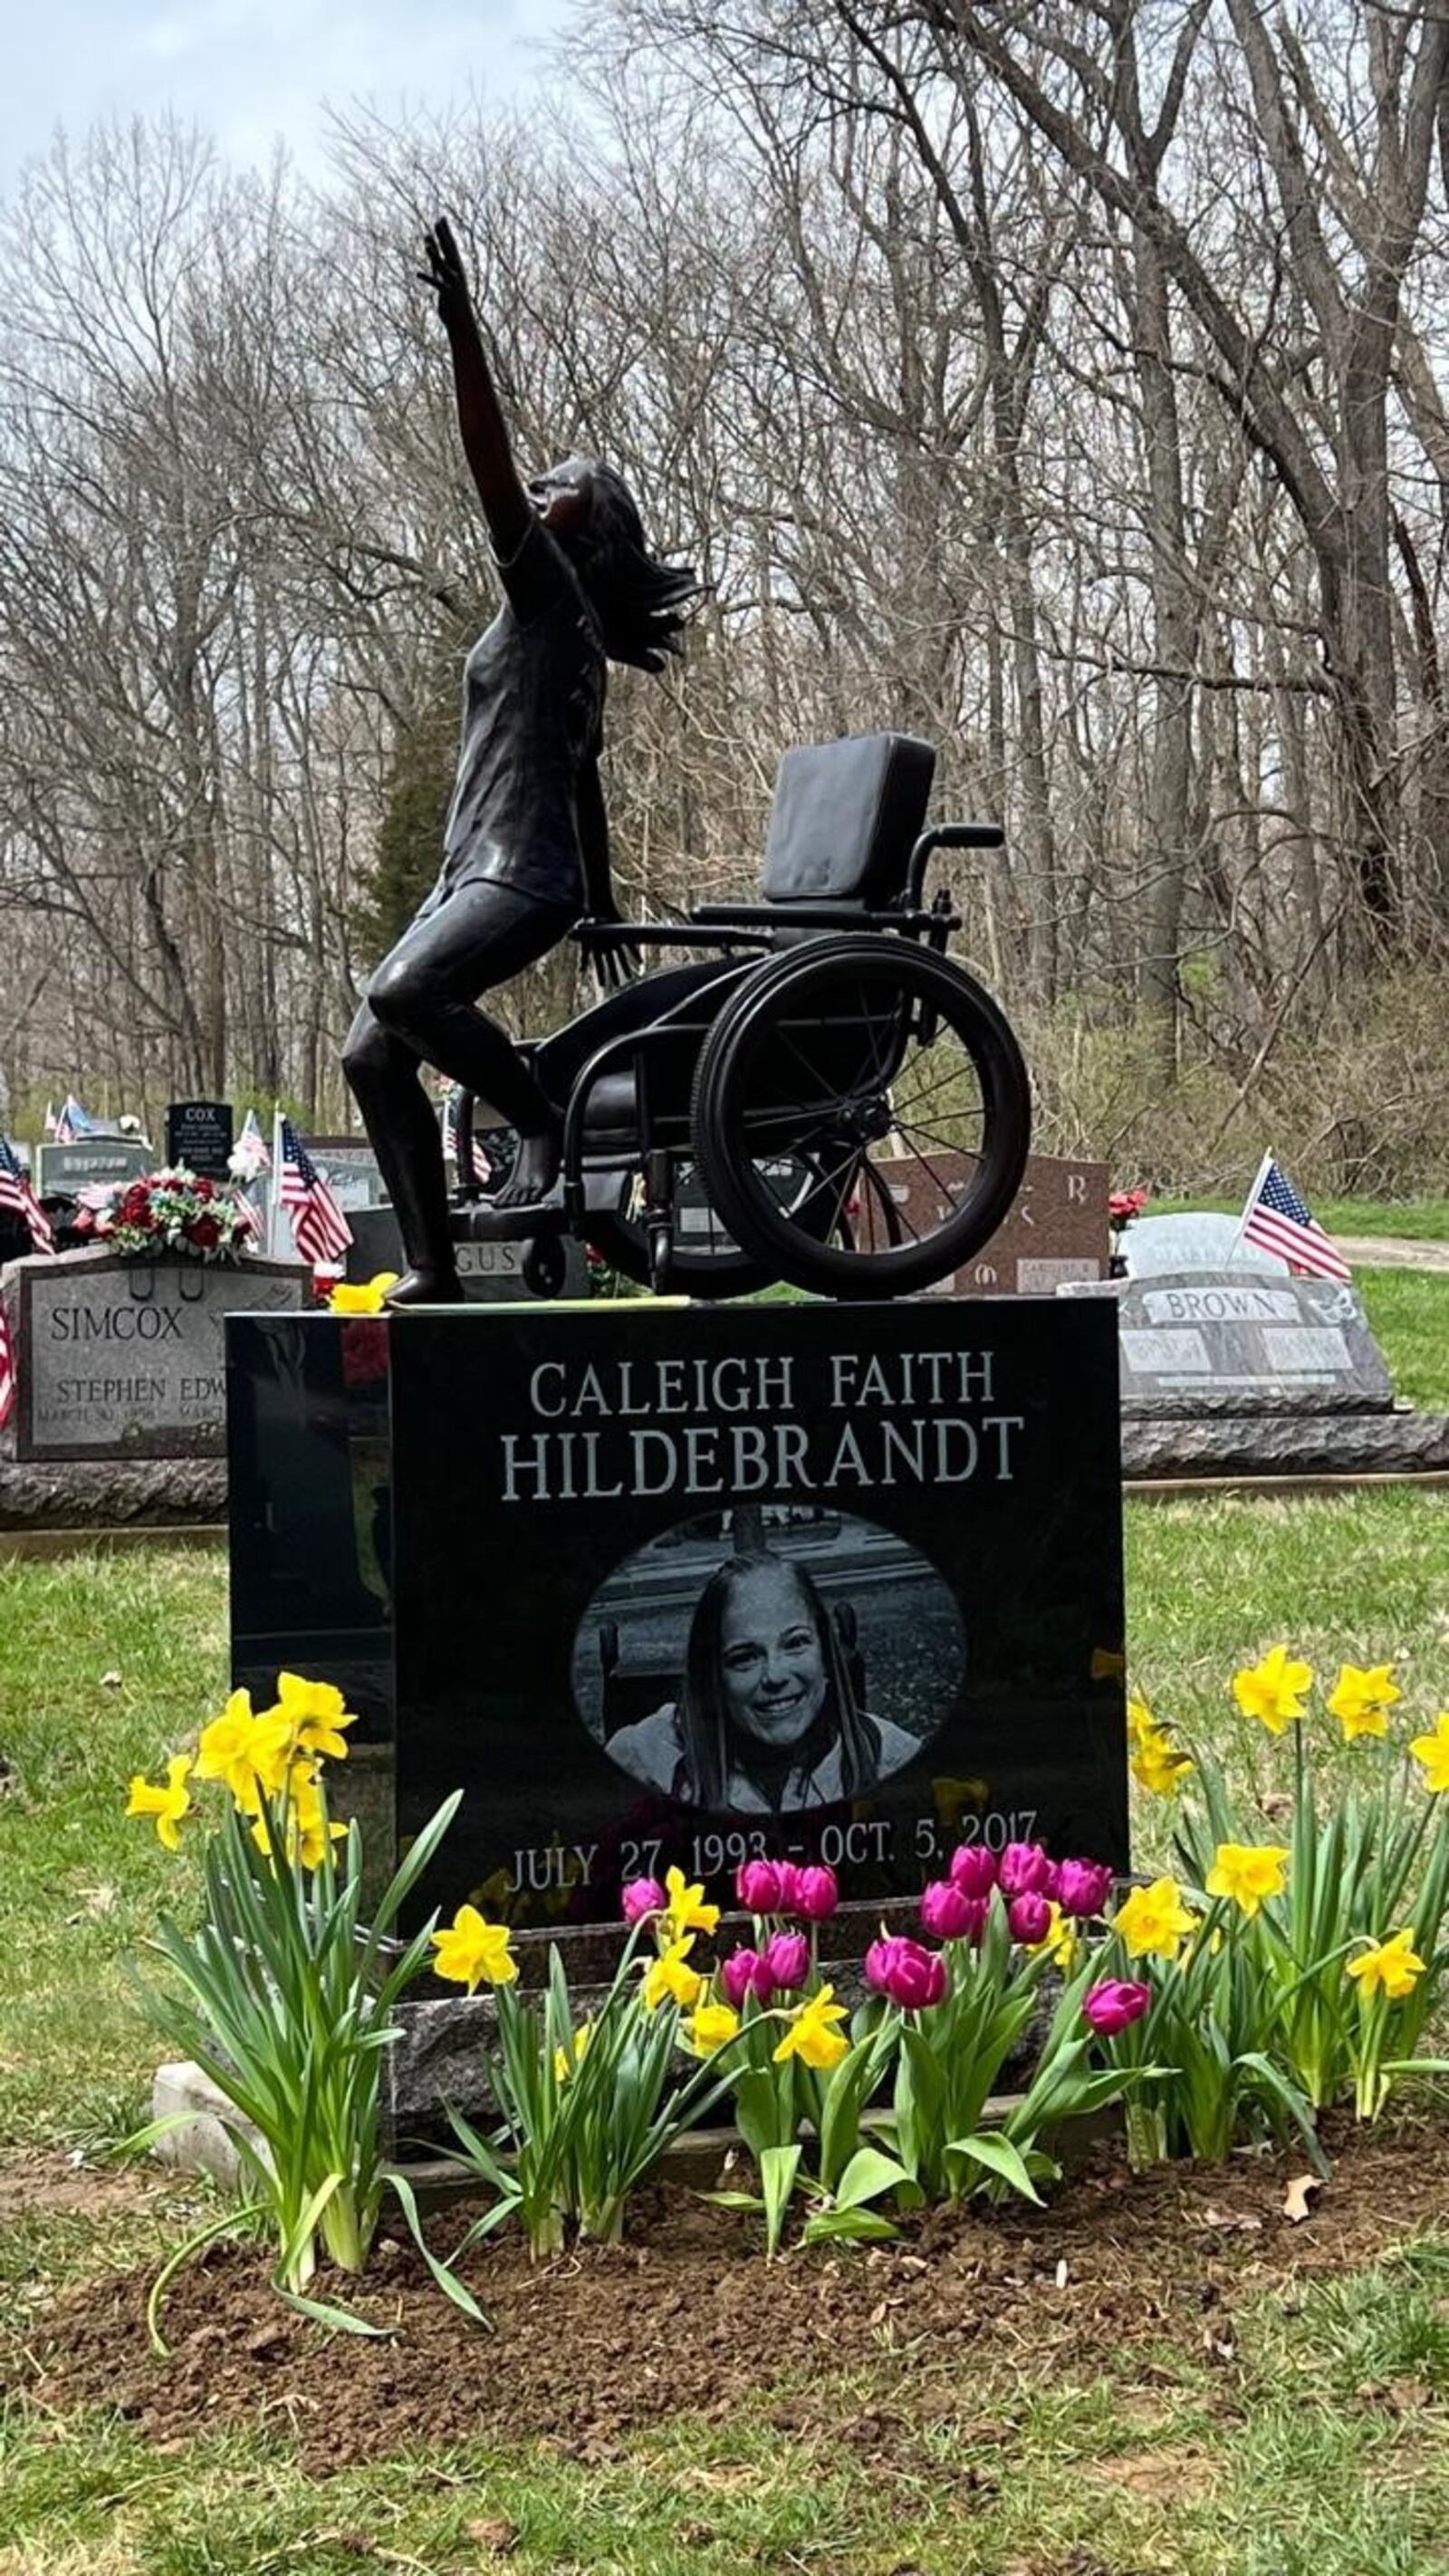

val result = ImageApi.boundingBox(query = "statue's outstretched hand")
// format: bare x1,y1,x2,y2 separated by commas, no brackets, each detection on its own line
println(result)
420,216,472,331
580,913,643,991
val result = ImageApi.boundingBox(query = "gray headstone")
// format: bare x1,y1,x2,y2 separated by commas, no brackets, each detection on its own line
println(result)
1117,1271,1393,1416
34,1138,151,1198
302,1137,389,1213
2,1246,308,1460
345,1203,590,1301
1124,1212,1286,1276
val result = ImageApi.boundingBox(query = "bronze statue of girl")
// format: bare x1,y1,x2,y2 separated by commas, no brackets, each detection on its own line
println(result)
343,216,699,1303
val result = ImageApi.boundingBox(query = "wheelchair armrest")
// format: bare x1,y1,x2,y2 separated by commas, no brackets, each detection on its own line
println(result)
573,916,768,952
907,822,1004,905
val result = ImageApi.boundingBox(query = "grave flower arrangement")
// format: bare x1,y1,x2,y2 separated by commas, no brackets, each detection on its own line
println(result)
436,1865,749,2259
101,1166,258,1262
125,1674,476,2341
695,1850,1146,2251
1098,1651,1449,2149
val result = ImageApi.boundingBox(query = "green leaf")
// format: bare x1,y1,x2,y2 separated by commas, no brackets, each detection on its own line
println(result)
947,2129,1044,2204
801,2207,900,2244
759,2143,802,2258
833,2147,912,2211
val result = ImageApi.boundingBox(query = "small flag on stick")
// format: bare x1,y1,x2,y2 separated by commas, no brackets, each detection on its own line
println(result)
276,1115,353,1266
0,1132,53,1254
1237,1154,1351,1282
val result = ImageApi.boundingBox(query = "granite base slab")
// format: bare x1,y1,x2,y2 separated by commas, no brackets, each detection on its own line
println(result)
0,1457,227,1530
1121,1410,1449,1480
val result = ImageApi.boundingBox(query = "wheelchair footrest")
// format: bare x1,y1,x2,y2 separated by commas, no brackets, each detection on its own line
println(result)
449,1170,629,1244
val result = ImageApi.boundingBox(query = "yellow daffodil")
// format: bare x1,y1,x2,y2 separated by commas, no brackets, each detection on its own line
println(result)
773,1984,849,2071
1204,1841,1290,1921
1409,1714,1449,1795
1347,1928,1426,2004
1027,1900,1079,1972
553,2023,592,2083
1112,1876,1198,1963
641,1937,704,2013
662,1864,720,1944
688,2000,742,2056
329,1274,399,1314
1327,1662,1401,1743
125,1754,193,1851
274,1671,358,1763
195,1690,294,1808
430,1904,518,1992
1127,1692,1156,1745
1129,1721,1194,1797
1232,1646,1313,1735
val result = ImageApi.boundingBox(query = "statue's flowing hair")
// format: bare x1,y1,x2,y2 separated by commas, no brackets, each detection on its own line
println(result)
674,1550,877,1810
550,457,703,673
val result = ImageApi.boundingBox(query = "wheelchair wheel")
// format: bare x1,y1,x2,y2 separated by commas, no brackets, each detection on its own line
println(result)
689,937,1031,1298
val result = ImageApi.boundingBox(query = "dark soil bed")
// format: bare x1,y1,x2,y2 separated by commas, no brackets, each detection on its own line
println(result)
9,2115,1449,2469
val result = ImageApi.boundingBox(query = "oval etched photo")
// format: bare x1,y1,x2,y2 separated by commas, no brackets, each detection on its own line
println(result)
571,1503,965,1813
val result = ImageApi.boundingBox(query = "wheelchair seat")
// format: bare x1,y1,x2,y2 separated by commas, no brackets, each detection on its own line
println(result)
762,733,936,908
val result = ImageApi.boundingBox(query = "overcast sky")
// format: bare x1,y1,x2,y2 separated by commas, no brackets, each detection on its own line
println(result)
0,0,577,201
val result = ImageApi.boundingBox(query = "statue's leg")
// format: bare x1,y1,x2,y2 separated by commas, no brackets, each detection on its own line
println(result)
365,878,573,1209
341,1000,464,1302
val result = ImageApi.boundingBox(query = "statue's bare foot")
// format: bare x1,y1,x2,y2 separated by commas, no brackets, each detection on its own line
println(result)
490,1126,561,1212
385,1267,468,1307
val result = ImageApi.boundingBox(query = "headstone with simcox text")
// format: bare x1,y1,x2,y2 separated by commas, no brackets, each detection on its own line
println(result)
3,1245,308,1461
869,1151,1108,1294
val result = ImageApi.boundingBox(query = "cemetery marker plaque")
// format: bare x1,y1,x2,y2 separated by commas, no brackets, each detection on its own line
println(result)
390,1297,1128,1929
869,1151,1108,1294
165,1100,235,1181
34,1138,151,1199
9,1246,308,1460
1117,1272,1394,1416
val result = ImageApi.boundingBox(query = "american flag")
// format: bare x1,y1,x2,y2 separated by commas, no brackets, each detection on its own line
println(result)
53,1093,101,1144
277,1116,353,1265
0,1132,53,1254
0,1300,14,1430
1240,1156,1351,1281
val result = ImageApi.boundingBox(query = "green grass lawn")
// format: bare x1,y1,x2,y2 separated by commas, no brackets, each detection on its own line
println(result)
1154,1194,1449,1240
4,1497,1449,2572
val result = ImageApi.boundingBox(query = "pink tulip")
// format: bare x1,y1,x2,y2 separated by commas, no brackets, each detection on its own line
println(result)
920,1879,982,1941
763,1929,811,1992
864,1934,947,2012
1007,1891,1052,1946
621,1876,667,1927
1082,1979,1151,2037
720,1946,775,2008
735,1858,787,1913
998,1841,1057,1899
1056,1858,1114,1919
948,1844,998,1898
792,1863,839,1921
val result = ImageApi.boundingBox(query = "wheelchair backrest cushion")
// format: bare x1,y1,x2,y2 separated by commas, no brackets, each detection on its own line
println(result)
762,733,936,906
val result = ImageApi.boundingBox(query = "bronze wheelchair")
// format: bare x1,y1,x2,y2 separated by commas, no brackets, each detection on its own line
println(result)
449,732,1031,1301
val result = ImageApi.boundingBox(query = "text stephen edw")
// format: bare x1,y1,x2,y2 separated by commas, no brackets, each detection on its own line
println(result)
494,1348,1026,1504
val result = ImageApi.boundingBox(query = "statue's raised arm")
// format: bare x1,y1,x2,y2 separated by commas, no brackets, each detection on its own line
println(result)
422,217,533,566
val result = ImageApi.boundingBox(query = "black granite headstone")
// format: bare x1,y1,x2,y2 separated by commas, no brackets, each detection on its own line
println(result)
165,1099,234,1181
226,1312,393,1742
390,1299,1127,1927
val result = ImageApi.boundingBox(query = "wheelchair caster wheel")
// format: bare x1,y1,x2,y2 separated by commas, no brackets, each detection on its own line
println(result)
648,1225,675,1294
522,1235,567,1299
